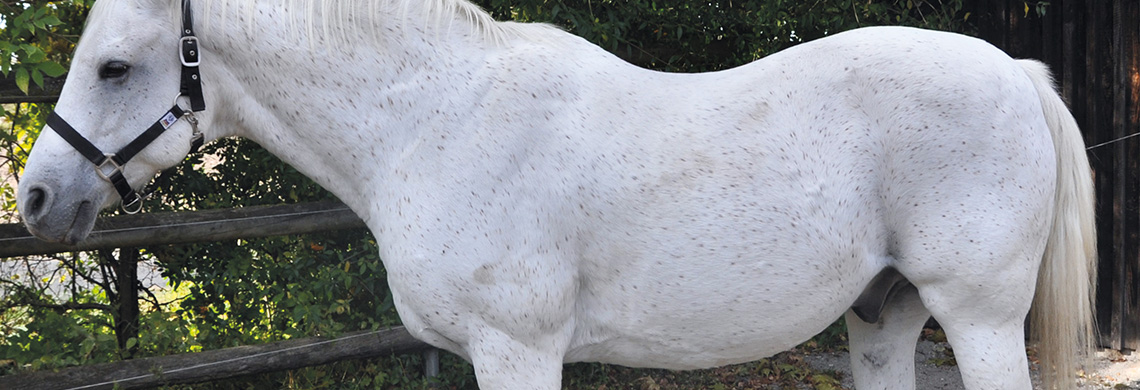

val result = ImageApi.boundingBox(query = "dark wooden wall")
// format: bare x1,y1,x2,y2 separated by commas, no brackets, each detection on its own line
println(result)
965,0,1140,350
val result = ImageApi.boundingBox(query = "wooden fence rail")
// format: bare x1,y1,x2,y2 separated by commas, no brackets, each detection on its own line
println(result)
0,327,430,390
0,200,365,258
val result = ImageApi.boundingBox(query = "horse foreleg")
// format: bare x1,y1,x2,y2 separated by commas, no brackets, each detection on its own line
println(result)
846,283,930,390
466,325,566,390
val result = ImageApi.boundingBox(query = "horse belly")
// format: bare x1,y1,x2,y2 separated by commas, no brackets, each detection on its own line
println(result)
564,168,887,368
566,243,876,369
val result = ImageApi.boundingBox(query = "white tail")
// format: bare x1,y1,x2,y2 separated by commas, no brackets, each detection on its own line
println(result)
1019,59,1098,390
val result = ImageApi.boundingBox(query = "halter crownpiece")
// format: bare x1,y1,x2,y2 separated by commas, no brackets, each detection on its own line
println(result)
47,0,206,214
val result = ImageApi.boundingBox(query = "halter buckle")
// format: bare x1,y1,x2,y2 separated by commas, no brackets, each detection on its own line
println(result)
95,153,123,183
180,36,201,67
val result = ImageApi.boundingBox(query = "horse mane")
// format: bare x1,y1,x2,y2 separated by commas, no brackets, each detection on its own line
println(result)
88,0,524,47
408,0,513,42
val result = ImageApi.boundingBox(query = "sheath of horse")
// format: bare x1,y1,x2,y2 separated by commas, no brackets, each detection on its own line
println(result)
17,1,1096,389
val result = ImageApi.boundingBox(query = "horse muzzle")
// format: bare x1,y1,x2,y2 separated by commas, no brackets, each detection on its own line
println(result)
18,179,102,245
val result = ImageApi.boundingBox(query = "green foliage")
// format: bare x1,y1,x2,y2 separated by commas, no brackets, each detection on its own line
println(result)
116,138,418,388
151,139,333,210
0,0,88,93
146,138,400,340
151,231,397,343
0,304,119,372
0,0,89,219
0,103,45,216
475,0,972,72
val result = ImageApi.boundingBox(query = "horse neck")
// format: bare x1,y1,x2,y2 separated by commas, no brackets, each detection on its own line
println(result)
197,2,501,223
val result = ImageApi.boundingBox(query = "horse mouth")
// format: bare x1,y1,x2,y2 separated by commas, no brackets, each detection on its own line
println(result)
62,201,97,244
26,200,97,245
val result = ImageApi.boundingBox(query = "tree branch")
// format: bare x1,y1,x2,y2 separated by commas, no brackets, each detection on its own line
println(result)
54,252,107,289
139,282,162,310
23,301,113,312
98,249,120,303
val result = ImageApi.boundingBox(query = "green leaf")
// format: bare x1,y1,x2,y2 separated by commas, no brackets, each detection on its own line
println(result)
20,44,46,62
39,15,62,27
14,67,29,94
37,61,66,77
31,68,43,88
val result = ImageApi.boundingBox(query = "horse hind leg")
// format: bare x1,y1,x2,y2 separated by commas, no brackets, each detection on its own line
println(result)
846,268,931,390
895,225,1040,389
916,270,1036,390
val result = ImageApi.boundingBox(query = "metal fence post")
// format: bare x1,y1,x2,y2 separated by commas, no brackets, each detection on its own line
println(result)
424,348,440,378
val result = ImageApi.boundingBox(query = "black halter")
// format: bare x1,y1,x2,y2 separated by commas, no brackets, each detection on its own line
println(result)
46,0,206,214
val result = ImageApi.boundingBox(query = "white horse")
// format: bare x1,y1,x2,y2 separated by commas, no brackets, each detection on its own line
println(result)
17,0,1096,389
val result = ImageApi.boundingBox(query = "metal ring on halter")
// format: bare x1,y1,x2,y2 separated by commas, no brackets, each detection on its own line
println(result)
171,92,188,108
121,192,146,214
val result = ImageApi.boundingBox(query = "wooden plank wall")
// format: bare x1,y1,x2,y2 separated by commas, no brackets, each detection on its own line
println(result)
966,0,1140,350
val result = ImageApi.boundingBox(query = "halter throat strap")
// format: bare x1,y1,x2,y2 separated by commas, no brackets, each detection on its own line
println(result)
47,0,205,214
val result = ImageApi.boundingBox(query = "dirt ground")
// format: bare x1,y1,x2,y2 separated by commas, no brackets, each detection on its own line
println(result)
803,340,1140,389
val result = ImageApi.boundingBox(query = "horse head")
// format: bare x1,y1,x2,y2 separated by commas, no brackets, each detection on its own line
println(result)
18,0,208,244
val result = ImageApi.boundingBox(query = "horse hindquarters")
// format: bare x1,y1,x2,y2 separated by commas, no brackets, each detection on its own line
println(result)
921,61,1094,390
834,44,1085,388
859,59,1093,390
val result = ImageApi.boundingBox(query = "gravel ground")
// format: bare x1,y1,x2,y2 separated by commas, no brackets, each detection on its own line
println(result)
802,340,1140,389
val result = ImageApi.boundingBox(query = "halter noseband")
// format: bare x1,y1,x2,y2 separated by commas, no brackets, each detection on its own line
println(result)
46,0,206,214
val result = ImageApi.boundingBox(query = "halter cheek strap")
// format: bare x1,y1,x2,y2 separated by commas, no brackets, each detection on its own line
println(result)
179,0,205,112
47,0,205,214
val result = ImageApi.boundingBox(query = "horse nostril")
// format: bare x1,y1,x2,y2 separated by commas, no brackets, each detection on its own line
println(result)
29,189,46,212
24,187,49,217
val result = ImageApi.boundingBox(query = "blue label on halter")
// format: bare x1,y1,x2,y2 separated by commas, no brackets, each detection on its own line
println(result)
160,112,178,129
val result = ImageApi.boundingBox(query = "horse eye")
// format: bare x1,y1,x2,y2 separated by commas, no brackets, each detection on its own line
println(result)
99,61,131,79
